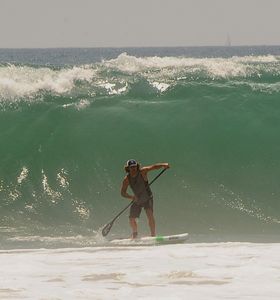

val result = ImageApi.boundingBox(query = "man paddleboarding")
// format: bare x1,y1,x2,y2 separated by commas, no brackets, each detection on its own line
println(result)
121,159,169,239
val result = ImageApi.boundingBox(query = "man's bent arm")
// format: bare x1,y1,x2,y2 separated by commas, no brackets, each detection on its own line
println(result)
121,178,135,201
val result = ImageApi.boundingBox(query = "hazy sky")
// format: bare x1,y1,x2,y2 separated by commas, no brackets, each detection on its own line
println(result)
1,0,279,48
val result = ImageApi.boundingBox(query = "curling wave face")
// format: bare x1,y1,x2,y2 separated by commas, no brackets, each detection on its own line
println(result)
1,48,280,248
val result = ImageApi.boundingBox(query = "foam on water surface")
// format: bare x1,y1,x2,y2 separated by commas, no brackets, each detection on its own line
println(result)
0,243,279,300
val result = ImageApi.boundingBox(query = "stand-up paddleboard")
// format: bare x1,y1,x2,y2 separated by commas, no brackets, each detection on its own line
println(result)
110,233,189,246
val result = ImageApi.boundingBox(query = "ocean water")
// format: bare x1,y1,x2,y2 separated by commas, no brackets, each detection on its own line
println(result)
1,46,280,247
1,46,280,299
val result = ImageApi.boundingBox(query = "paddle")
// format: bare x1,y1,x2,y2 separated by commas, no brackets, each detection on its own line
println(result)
101,168,167,237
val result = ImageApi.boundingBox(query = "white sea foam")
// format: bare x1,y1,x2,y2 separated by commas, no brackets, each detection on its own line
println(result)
99,81,128,95
0,65,95,100
73,199,90,220
42,169,61,202
17,166,29,184
75,99,91,110
0,54,279,101
0,243,279,299
104,52,280,78
62,99,91,110
150,81,170,92
57,169,69,188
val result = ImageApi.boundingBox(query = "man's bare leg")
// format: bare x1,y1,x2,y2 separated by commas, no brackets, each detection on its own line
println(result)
129,217,138,238
145,208,156,236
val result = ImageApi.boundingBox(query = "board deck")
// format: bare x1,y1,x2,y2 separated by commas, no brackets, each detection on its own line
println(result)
109,233,189,246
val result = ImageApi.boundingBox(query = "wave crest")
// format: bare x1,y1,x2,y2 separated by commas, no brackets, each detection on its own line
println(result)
0,65,95,100
0,53,280,102
104,52,280,78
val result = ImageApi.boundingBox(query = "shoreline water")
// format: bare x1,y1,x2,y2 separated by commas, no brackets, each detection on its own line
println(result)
1,242,279,299
2,230,280,250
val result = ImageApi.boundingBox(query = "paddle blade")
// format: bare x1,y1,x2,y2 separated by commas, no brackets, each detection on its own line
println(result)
102,221,114,237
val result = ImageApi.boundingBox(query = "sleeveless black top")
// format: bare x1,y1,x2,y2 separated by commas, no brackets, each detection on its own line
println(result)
127,171,153,205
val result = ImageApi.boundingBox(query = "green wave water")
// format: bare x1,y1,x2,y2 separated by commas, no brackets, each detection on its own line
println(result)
1,49,280,247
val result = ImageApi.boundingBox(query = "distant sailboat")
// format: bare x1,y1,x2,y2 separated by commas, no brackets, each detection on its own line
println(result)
225,34,231,47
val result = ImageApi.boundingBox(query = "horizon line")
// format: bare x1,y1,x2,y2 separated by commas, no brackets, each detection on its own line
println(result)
0,44,280,50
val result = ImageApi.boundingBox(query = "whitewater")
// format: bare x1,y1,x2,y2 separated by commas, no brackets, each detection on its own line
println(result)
1,46,280,299
1,243,280,299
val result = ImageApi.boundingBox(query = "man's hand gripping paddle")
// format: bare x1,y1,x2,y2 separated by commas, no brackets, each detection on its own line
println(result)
101,168,167,237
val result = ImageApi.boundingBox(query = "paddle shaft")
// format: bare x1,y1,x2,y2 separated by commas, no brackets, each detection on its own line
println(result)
102,168,167,236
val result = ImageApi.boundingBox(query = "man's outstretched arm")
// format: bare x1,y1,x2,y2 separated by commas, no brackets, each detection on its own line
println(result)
142,163,170,173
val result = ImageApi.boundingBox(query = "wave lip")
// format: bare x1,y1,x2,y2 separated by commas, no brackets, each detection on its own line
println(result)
0,53,280,103
103,52,280,78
